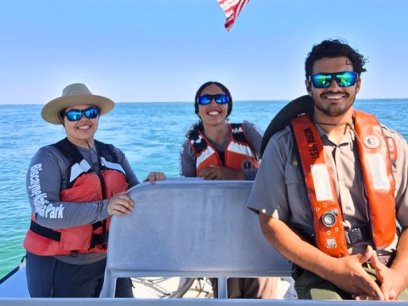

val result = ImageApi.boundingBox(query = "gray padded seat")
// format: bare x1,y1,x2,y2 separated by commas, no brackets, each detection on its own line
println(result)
100,179,291,298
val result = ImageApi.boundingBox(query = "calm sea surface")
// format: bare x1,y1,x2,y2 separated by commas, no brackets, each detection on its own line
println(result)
0,99,407,278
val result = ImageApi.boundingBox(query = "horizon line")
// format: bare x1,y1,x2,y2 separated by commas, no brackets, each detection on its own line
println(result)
1,97,408,106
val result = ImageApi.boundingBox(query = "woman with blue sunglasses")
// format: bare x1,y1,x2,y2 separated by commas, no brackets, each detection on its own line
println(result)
23,83,165,298
180,81,262,181
179,81,278,299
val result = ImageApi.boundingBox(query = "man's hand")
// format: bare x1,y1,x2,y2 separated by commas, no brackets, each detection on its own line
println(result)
198,165,245,180
107,191,135,216
364,247,405,300
259,215,384,300
326,246,384,300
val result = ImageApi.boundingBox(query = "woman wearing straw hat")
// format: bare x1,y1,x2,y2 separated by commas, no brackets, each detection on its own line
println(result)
23,83,165,297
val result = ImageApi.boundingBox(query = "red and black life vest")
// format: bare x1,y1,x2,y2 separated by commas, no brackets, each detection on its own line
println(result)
23,138,129,256
189,123,259,175
290,111,396,257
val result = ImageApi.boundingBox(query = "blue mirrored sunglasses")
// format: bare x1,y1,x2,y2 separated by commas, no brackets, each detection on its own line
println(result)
63,106,100,121
309,71,357,89
197,94,229,105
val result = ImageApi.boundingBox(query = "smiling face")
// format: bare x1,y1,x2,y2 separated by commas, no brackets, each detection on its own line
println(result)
62,104,99,147
197,83,229,128
306,56,361,121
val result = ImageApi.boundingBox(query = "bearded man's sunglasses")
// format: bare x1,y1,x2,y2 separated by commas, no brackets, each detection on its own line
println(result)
309,71,358,89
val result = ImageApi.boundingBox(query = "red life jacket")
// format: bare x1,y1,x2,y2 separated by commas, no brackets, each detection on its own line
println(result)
290,111,396,257
189,123,259,176
24,138,129,256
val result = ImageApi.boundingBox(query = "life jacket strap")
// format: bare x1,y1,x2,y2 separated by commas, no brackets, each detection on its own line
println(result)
92,221,103,229
30,220,107,248
30,220,61,241
90,232,109,249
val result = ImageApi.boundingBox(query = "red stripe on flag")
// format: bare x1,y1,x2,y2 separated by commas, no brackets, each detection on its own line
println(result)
217,0,249,31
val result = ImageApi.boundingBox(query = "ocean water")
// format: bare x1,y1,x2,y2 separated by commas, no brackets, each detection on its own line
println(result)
0,99,407,278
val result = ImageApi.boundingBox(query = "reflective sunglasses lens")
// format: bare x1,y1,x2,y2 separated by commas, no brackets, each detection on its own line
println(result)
214,94,229,104
65,110,83,121
311,74,333,88
64,107,99,121
198,95,212,105
335,72,357,87
84,107,99,119
311,71,357,88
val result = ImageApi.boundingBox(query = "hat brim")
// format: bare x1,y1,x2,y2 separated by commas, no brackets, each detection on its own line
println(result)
41,95,115,125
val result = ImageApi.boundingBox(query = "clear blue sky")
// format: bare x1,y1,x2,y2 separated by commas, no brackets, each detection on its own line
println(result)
1,0,407,104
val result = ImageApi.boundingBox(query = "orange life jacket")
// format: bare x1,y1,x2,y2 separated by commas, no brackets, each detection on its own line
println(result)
24,138,129,256
189,123,259,176
290,111,396,257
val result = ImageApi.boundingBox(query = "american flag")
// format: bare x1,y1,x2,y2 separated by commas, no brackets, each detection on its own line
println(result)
217,0,249,31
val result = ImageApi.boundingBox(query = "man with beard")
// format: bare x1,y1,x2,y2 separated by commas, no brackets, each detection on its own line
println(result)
247,39,408,300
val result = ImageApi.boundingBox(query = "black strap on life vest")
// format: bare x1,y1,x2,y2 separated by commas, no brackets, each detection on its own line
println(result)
30,221,61,241
89,232,109,249
29,220,106,248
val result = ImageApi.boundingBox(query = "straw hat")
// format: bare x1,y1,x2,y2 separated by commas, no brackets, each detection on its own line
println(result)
41,83,115,124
